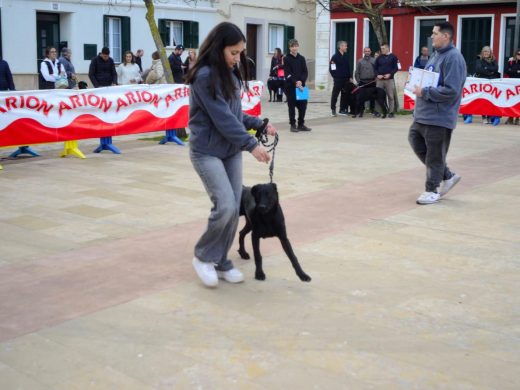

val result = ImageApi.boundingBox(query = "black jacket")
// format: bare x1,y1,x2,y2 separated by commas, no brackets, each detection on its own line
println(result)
374,53,399,79
0,59,15,91
168,53,184,83
269,56,283,78
329,51,351,79
475,58,500,79
283,53,308,88
506,59,520,79
89,55,117,87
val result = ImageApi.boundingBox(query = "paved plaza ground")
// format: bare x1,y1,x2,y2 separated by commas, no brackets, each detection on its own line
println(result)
0,90,519,389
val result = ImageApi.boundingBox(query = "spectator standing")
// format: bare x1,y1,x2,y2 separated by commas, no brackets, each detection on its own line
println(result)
0,58,15,91
145,51,166,84
464,46,501,125
135,49,144,72
183,49,197,75
116,50,142,85
408,21,466,205
184,22,276,287
40,46,65,90
355,46,377,115
89,47,117,87
329,41,352,116
414,46,430,69
168,44,185,83
505,49,520,125
375,43,399,117
284,39,311,132
267,47,284,102
58,48,77,89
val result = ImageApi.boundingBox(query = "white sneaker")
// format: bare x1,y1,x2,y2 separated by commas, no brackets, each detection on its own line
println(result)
440,174,461,197
416,191,441,205
192,257,218,287
217,268,244,283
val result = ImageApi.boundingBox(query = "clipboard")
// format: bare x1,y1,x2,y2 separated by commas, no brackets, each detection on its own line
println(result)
405,67,440,92
296,86,309,101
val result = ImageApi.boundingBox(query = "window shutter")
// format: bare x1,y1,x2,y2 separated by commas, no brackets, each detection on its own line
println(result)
183,21,199,48
121,16,131,54
103,15,109,48
158,19,169,46
284,25,295,52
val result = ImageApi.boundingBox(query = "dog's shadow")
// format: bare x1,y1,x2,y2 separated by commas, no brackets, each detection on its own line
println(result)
238,183,311,282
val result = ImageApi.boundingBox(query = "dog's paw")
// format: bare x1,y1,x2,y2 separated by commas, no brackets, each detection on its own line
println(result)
298,273,312,282
255,271,266,281
238,249,250,260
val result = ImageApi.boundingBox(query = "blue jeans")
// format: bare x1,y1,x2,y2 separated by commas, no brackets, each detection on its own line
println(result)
190,150,243,271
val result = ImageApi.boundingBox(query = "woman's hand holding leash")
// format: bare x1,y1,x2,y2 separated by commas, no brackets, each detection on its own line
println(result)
266,123,277,136
252,145,271,163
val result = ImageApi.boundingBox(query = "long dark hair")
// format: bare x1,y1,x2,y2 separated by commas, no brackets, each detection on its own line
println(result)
185,22,247,100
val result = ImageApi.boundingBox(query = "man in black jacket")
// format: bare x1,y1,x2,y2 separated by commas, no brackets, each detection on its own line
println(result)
168,44,185,83
375,43,399,117
329,41,352,116
0,58,15,91
88,47,117,87
284,39,311,132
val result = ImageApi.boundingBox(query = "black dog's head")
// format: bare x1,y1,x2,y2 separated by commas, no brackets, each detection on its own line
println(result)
251,183,278,214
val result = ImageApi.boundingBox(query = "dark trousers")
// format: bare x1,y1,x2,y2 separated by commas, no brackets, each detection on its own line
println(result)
286,87,307,126
408,121,454,192
331,77,348,111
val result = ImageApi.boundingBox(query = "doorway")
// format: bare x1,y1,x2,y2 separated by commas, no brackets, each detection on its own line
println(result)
335,22,355,74
36,12,60,89
460,17,492,75
503,16,520,73
246,24,258,80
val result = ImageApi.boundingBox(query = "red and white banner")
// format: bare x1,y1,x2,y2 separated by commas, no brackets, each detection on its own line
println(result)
0,81,263,147
404,77,520,117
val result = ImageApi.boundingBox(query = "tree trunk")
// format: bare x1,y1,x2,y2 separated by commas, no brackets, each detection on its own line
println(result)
143,0,173,84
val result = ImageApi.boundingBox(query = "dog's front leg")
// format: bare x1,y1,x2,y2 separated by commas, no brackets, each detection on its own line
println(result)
252,233,266,280
238,220,252,260
279,237,311,282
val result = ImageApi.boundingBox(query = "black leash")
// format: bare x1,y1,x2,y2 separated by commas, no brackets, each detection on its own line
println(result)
255,118,279,183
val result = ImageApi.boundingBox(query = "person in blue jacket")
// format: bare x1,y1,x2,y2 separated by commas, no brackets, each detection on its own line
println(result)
0,58,15,91
414,46,430,69
184,22,277,287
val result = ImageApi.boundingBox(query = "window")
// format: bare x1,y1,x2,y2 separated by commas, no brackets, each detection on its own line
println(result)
103,15,130,63
158,20,199,48
269,24,284,53
418,18,446,56
108,17,121,62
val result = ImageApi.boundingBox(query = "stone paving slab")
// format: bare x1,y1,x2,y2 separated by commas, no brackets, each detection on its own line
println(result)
0,90,519,389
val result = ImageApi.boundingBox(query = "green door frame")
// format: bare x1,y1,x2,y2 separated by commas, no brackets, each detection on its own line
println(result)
36,12,60,88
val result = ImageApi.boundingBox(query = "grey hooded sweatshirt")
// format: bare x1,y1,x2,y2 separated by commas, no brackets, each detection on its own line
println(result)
189,65,261,159
414,43,467,130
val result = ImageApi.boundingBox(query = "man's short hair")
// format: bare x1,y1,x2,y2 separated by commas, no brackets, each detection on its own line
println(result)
337,40,347,49
435,21,454,39
380,43,389,48
101,47,110,55
288,39,299,48
61,47,71,56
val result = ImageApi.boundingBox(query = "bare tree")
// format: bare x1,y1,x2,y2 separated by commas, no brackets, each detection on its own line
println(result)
143,0,173,83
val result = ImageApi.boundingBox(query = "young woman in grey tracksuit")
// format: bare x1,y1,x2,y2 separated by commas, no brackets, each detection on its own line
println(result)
185,22,277,287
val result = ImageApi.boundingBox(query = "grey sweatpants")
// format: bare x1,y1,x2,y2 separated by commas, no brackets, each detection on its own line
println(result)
376,78,395,113
408,121,454,192
190,150,243,271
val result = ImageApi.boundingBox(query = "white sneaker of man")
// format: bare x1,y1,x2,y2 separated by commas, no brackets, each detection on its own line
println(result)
416,191,441,205
217,268,244,283
192,257,218,287
440,174,461,197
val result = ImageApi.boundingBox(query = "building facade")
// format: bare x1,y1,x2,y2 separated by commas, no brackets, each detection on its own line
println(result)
0,0,316,90
319,0,518,90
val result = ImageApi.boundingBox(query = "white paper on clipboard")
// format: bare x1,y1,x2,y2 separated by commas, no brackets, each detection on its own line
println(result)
405,67,440,92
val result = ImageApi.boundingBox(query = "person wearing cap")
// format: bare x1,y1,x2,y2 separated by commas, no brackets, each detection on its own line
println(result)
168,44,185,83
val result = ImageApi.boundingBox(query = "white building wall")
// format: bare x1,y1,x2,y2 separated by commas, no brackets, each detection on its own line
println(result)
0,0,217,89
315,3,331,90
215,0,317,86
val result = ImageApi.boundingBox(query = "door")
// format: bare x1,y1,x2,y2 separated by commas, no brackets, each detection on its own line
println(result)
246,24,258,80
460,17,492,75
503,17,520,73
335,22,355,74
36,12,60,89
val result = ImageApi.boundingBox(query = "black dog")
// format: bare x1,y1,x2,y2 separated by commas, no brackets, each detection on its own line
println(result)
238,183,311,282
267,78,284,102
352,86,388,118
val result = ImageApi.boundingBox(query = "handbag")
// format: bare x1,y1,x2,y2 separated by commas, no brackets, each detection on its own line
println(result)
277,68,285,78
55,76,69,89
296,86,309,101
